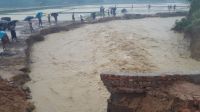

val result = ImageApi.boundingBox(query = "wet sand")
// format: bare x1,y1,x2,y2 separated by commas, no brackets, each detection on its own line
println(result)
28,17,200,112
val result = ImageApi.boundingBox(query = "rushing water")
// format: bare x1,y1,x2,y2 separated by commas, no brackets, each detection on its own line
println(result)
28,17,200,112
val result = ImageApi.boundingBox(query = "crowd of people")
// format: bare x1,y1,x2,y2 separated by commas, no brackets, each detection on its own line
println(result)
0,5,119,51
0,4,180,51
90,6,117,20
0,17,18,51
0,11,61,52
147,4,177,11
168,5,177,11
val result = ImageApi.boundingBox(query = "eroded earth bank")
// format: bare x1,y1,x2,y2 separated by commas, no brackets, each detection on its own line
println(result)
28,17,200,112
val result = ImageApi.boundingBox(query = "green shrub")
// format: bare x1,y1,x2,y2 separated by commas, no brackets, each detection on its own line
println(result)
191,9,200,20
173,0,200,33
173,18,191,32
185,18,200,32
189,0,200,18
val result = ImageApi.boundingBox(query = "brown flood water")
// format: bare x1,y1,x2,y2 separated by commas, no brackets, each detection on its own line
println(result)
28,17,200,112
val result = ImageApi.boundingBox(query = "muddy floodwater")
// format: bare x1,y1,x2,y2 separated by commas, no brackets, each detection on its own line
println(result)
28,17,200,112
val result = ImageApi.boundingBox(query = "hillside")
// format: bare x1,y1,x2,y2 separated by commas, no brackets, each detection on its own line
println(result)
173,0,200,60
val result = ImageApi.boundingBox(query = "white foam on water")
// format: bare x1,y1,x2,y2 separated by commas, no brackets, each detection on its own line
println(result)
28,17,200,112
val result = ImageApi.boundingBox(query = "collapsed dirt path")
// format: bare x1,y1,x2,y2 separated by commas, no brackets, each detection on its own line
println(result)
28,17,200,112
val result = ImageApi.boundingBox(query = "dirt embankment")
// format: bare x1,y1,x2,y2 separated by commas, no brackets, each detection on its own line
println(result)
107,82,200,112
0,78,34,112
188,31,200,60
101,73,200,112
0,40,33,112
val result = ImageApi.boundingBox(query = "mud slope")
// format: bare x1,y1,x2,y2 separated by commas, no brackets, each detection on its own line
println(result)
28,17,200,112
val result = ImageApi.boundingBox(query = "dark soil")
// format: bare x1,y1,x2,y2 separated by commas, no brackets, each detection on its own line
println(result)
0,79,34,112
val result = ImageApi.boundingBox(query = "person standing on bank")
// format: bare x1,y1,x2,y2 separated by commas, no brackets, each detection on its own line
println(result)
100,6,105,17
36,12,43,27
91,12,96,20
102,6,105,17
47,14,51,25
72,12,75,22
113,7,117,16
51,13,59,24
173,5,176,11
9,24,17,41
107,9,110,16
80,15,84,23
0,31,10,51
28,20,34,33
148,4,151,11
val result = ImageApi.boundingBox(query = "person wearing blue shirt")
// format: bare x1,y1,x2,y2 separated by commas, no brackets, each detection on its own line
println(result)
36,12,43,27
0,31,9,51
